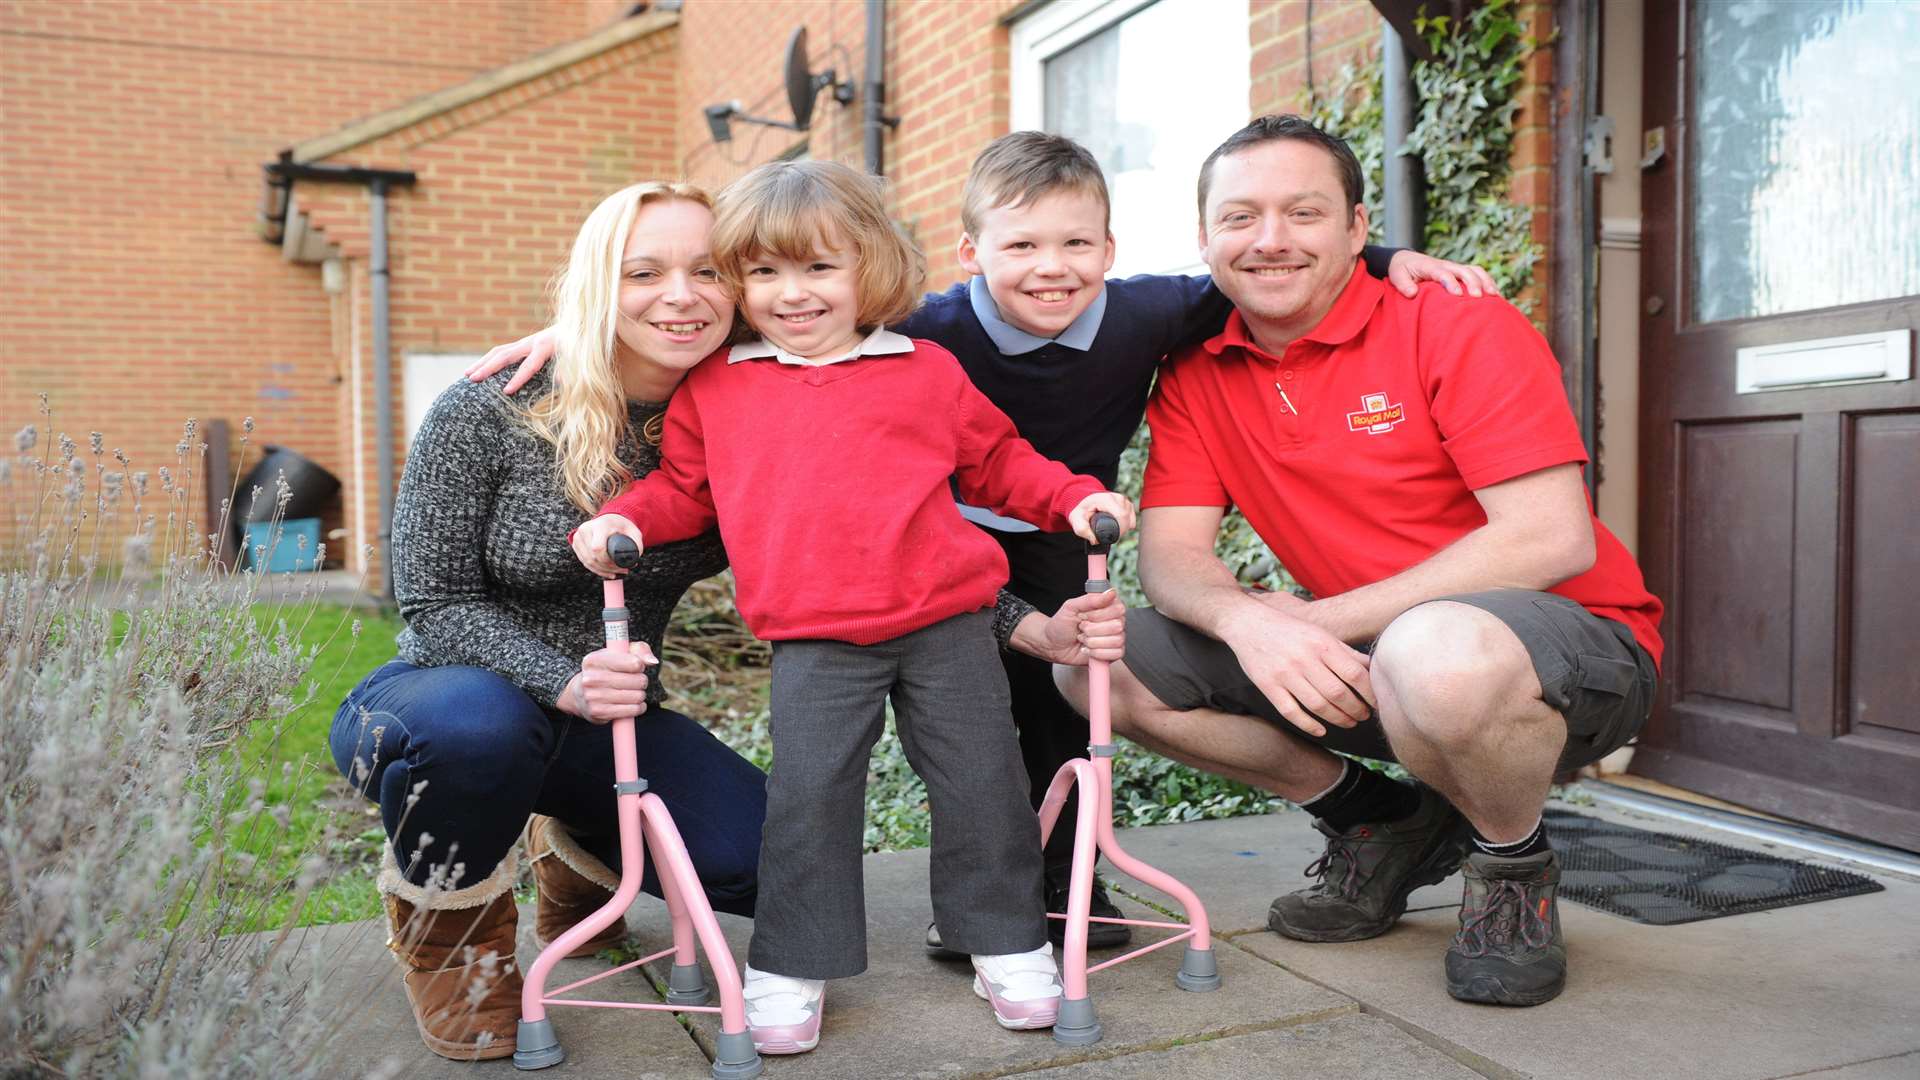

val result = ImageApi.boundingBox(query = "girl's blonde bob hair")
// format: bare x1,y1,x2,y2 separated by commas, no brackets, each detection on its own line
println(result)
710,160,925,333
523,180,717,514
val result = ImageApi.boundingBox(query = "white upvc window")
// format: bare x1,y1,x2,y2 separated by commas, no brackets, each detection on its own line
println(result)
1010,0,1251,276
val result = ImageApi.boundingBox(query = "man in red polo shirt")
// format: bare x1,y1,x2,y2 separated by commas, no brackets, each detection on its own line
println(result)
1057,115,1662,1007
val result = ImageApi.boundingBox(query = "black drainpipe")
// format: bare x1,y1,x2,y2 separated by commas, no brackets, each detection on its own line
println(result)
863,0,894,174
260,154,418,599
1380,20,1425,248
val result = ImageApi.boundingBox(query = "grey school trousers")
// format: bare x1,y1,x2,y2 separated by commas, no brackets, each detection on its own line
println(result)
748,609,1048,979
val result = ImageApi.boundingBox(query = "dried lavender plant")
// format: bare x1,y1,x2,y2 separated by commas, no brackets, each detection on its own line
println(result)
1,408,360,1078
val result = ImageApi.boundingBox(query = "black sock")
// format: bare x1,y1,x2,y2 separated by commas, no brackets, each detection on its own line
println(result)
1472,818,1550,859
1301,763,1422,832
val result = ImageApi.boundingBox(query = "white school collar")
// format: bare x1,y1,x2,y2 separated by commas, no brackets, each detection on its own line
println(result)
726,327,914,367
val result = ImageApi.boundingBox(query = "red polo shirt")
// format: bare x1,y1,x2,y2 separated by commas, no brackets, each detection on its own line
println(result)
1143,263,1663,667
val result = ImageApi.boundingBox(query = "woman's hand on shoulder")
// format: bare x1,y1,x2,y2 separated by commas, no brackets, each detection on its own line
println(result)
560,641,659,723
466,327,559,394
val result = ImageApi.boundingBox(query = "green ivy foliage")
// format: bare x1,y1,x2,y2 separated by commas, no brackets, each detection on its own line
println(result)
1318,0,1542,301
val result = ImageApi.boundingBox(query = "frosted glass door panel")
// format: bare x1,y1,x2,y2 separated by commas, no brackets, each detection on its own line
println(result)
1043,0,1249,276
1688,1,1920,324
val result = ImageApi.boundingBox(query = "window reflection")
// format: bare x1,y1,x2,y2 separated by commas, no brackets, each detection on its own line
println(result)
1689,0,1920,324
1043,0,1251,276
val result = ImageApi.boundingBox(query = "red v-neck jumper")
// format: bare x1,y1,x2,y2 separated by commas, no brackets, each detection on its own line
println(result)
599,339,1106,645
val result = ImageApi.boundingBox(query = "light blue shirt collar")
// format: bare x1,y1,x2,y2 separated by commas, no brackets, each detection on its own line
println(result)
726,327,914,367
967,276,1107,355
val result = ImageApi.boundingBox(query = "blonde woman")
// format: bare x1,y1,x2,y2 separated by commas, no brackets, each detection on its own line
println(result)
329,182,768,1061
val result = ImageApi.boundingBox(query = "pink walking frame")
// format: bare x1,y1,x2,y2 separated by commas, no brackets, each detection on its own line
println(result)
1036,512,1221,1046
514,535,762,1079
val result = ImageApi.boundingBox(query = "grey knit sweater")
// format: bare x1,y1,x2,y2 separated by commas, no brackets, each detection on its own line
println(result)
391,371,729,709
391,371,1039,709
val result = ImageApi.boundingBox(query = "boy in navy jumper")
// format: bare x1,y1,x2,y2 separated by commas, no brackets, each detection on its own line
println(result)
470,133,1495,952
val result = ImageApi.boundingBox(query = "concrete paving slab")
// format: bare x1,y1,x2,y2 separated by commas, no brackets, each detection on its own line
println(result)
1780,1050,1920,1079
625,843,1354,1080
301,807,1919,1080
1014,1014,1484,1079
1084,810,1462,938
306,904,712,1080
1215,803,1920,1080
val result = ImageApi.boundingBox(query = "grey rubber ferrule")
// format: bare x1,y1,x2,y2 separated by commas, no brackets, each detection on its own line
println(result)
613,778,648,795
1088,743,1118,758
1177,945,1222,992
512,1018,564,1070
710,1030,763,1079
1084,579,1112,593
602,606,629,622
665,962,710,1005
1053,994,1102,1045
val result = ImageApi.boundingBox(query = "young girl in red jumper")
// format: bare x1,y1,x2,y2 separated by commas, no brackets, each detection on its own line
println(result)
572,160,1133,1055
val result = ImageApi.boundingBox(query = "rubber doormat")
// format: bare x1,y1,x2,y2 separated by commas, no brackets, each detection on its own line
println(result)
1544,808,1883,925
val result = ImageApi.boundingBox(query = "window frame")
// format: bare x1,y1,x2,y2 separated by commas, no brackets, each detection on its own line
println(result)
1008,0,1165,133
1007,0,1250,276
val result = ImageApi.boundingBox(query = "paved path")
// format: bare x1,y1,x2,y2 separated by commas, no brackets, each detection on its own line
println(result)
318,798,1920,1080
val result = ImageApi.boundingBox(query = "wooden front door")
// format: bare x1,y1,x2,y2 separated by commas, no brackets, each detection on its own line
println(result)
1636,2,1920,852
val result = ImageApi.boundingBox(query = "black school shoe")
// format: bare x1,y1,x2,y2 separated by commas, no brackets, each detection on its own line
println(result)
1267,785,1473,943
1044,866,1132,949
1445,848,1566,1006
923,868,1131,958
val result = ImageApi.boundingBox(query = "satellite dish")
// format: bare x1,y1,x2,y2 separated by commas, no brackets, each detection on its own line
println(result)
783,26,852,130
702,25,851,144
785,27,819,131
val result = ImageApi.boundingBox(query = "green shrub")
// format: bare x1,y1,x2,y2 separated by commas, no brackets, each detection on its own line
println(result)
1311,0,1542,303
2,402,357,1077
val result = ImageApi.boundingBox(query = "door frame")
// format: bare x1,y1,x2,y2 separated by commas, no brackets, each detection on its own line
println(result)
1633,1,1920,851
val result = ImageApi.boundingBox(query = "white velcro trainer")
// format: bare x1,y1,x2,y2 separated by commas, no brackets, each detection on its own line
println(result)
971,942,1062,1030
742,965,824,1054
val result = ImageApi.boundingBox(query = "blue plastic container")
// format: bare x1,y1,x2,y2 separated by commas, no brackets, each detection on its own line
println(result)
243,517,321,573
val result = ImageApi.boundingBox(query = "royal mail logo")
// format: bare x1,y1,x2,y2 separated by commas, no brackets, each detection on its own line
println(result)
1346,392,1406,435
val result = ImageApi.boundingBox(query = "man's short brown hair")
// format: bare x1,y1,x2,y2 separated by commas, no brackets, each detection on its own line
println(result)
961,131,1111,237
1196,114,1366,223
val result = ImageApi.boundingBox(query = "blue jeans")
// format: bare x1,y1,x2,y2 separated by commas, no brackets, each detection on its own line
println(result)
330,660,766,916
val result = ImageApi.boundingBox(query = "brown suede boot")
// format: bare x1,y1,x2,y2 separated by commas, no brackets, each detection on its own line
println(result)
381,849,523,1061
525,814,626,958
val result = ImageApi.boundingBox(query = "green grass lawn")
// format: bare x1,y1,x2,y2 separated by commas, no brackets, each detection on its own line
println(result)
230,600,402,930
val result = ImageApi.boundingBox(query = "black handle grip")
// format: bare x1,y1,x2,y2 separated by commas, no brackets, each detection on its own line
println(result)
607,533,641,570
1091,511,1121,546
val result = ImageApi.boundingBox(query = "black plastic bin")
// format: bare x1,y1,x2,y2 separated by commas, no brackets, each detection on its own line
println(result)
234,445,341,526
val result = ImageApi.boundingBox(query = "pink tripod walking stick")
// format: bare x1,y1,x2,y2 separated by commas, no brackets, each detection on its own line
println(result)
514,535,761,1078
1037,512,1220,1046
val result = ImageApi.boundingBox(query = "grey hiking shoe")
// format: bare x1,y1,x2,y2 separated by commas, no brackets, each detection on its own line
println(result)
1446,848,1566,1006
1267,785,1471,942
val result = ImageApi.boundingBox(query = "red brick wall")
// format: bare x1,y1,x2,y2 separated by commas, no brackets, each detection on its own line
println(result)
887,0,1020,291
287,25,683,582
0,0,601,560
3,0,1563,577
1250,0,1381,115
672,0,1019,293
1510,0,1556,324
